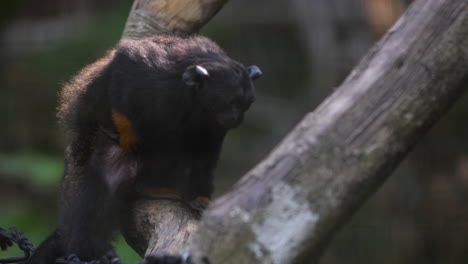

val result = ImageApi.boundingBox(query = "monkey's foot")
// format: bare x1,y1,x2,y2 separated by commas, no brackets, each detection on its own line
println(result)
55,254,88,264
189,197,211,218
101,250,122,264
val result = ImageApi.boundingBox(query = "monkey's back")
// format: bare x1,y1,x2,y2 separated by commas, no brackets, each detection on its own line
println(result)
58,36,225,134
56,35,228,206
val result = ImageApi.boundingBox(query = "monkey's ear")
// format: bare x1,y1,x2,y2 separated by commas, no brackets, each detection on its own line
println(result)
246,65,262,80
182,65,210,87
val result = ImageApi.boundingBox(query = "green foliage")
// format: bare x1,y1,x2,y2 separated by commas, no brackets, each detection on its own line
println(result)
114,236,141,263
29,1,132,84
0,206,54,260
0,151,140,262
0,153,62,189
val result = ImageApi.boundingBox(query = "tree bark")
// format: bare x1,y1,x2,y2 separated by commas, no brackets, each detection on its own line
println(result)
121,0,468,263
121,0,228,38
184,0,468,263
122,199,199,256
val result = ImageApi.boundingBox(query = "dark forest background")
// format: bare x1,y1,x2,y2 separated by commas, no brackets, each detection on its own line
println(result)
0,0,467,263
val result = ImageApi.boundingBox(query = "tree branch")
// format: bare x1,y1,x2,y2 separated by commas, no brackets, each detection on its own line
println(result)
122,199,199,256
122,0,228,38
120,0,468,263
185,0,468,263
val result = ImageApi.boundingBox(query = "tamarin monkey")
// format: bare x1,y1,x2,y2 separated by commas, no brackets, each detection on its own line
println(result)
28,35,262,264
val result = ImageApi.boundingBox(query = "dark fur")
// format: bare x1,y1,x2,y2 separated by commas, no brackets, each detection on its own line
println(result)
28,36,259,263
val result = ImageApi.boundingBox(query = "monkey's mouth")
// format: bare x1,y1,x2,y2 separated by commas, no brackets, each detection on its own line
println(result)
216,113,243,128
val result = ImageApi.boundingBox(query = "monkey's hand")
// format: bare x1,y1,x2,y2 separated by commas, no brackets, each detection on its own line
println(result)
101,250,122,264
141,254,212,264
140,253,197,264
189,197,211,218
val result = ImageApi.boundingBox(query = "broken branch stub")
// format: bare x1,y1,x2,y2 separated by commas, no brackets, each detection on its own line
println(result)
122,0,229,39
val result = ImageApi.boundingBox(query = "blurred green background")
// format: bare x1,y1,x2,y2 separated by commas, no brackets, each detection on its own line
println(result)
0,0,467,263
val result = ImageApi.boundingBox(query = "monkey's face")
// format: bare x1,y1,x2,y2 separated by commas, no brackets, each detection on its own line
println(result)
183,62,262,129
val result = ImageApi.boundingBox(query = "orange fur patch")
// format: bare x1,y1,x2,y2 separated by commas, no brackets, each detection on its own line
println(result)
112,110,137,152
154,37,172,44
195,196,212,204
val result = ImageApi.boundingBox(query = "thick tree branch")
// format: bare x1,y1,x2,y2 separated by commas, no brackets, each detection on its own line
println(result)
122,0,228,38
121,0,468,263
185,0,468,263
122,199,199,256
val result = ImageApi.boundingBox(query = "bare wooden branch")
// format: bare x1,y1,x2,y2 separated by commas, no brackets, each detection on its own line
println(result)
183,0,468,263
120,0,468,262
121,199,199,256
122,0,228,39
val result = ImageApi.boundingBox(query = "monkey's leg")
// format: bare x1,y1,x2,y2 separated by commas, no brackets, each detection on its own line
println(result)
189,129,226,203
60,132,140,262
187,131,225,215
187,155,218,217
59,156,123,262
